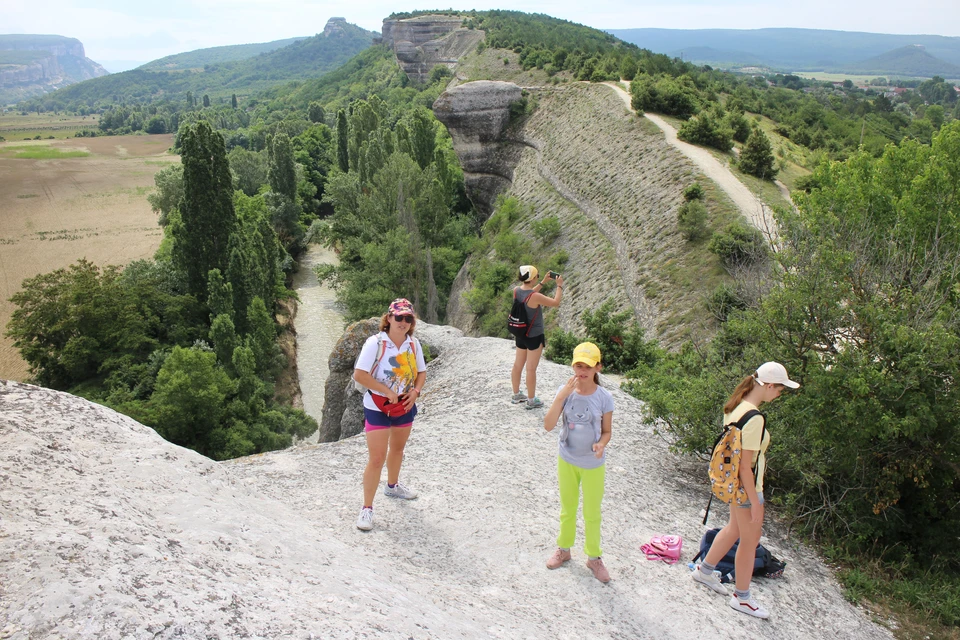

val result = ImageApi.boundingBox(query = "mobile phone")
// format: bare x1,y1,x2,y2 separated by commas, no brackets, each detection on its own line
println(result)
548,271,560,278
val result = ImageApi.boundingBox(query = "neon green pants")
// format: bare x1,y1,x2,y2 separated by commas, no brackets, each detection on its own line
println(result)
556,457,606,558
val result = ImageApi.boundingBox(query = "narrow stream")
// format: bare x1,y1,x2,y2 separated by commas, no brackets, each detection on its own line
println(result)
291,244,344,442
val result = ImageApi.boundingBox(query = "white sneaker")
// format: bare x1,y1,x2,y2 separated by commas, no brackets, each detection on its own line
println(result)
510,392,527,404
729,594,770,619
383,482,418,500
692,565,729,595
356,507,374,531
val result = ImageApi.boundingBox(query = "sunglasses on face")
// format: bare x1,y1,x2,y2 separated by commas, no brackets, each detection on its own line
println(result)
392,314,414,323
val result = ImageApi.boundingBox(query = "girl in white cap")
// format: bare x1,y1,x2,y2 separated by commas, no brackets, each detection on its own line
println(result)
543,342,614,582
691,361,799,618
510,265,563,409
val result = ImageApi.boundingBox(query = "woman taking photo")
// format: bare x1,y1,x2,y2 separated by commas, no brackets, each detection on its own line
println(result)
510,265,563,409
352,298,427,532
691,361,799,619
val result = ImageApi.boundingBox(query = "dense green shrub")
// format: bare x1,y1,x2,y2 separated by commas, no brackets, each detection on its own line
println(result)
630,74,700,119
629,123,960,567
544,300,662,374
677,200,709,241
708,223,768,268
677,111,734,151
682,182,704,201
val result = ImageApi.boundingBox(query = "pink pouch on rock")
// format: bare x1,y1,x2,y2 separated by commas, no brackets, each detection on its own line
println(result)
641,535,683,564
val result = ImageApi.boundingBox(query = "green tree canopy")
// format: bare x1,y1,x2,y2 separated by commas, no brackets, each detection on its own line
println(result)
172,120,238,301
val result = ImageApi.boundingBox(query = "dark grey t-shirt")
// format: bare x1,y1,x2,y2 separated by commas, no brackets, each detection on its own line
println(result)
515,287,544,337
555,385,615,469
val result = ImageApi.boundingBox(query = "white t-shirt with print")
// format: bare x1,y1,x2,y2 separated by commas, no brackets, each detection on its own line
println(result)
354,332,426,412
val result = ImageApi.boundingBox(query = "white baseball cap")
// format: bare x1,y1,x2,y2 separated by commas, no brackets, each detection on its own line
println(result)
755,362,800,388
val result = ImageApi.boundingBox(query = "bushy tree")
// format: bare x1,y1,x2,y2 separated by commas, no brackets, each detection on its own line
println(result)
227,147,268,197
677,111,734,151
708,222,768,269
677,199,709,241
6,260,203,390
630,122,960,560
147,164,184,227
150,345,235,456
738,127,778,179
544,300,662,374
308,101,326,124
630,74,700,119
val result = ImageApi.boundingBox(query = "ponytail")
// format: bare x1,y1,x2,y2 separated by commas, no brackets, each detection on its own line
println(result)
724,374,757,413
593,372,600,385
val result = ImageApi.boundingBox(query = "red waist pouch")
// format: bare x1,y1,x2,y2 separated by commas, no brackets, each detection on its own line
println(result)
370,392,408,417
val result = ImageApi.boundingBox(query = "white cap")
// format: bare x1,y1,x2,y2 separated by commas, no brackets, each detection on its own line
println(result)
755,362,800,388
518,265,538,282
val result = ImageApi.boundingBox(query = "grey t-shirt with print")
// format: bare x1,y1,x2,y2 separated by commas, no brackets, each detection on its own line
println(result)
555,385,614,470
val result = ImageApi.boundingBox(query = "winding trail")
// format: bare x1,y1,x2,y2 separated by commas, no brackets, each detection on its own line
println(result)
604,82,779,238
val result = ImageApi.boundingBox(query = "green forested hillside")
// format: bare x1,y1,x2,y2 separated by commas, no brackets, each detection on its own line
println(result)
19,21,375,110
140,37,308,71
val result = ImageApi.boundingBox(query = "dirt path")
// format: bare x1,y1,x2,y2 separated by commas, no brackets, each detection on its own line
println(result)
604,82,779,238
520,136,658,336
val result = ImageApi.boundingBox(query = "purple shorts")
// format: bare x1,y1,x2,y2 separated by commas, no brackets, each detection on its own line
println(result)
364,405,418,432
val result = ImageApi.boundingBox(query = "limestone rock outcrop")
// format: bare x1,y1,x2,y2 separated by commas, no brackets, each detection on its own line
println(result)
0,325,893,639
317,318,379,442
380,15,483,82
0,35,108,104
432,80,526,217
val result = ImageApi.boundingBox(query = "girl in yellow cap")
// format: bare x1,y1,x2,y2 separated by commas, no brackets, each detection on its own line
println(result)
543,342,614,582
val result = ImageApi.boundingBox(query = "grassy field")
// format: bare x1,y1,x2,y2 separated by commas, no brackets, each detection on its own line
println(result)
0,112,102,141
790,71,893,83
0,133,177,381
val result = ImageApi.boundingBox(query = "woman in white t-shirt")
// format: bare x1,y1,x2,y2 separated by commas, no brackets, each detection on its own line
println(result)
691,361,799,619
352,298,427,532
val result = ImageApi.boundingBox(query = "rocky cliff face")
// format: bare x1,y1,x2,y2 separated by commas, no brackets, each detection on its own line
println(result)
432,80,526,218
436,80,730,347
0,35,108,104
318,318,380,442
380,15,483,82
0,327,892,639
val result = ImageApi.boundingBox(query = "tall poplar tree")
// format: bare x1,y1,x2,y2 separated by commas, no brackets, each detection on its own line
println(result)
173,120,237,302
336,109,349,173
267,132,298,202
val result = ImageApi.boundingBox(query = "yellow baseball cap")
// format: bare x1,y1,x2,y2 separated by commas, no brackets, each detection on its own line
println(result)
518,265,539,282
572,342,602,367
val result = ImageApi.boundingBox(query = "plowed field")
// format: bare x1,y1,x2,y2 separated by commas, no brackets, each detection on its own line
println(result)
0,134,176,381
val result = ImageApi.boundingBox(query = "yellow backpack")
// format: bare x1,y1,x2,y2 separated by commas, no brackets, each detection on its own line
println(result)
702,409,765,525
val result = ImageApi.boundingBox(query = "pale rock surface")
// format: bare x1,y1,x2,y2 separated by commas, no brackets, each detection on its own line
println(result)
380,16,483,83
0,323,892,639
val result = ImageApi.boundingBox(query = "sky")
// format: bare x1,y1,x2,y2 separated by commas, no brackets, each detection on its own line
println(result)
6,0,960,68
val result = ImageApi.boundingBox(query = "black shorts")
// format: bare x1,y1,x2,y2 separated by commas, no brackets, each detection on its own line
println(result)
515,333,546,350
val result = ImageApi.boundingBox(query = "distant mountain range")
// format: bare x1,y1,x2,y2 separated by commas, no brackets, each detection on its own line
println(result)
0,34,108,105
607,28,960,77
